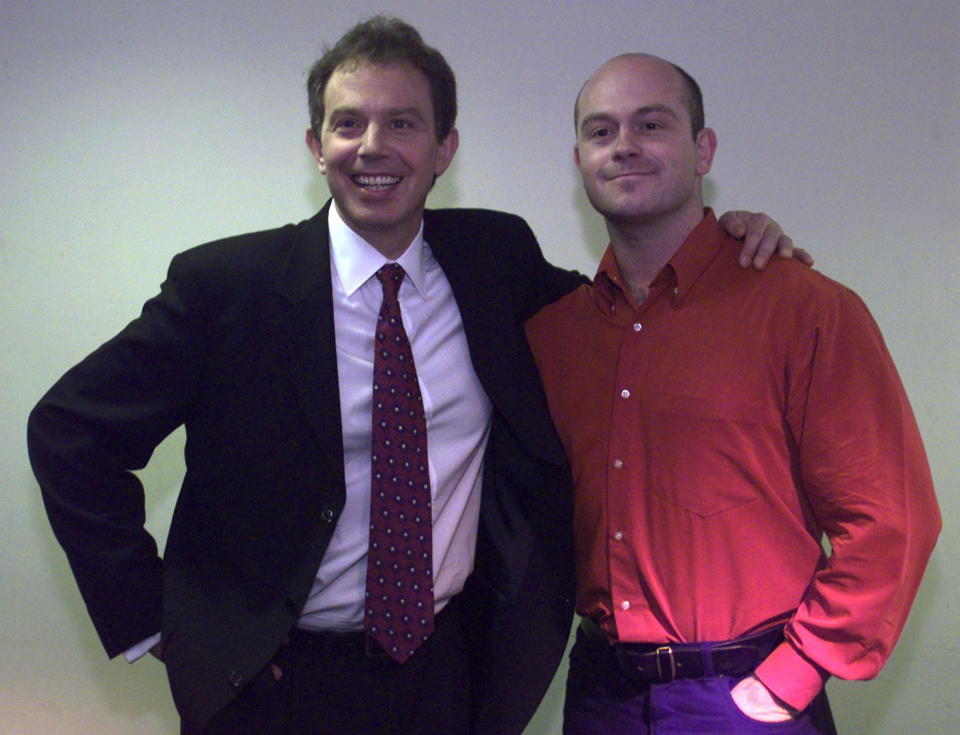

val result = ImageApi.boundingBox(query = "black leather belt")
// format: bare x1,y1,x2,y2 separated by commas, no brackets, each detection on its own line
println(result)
580,617,784,684
288,625,390,658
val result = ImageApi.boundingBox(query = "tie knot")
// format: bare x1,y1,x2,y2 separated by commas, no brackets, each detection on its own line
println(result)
376,263,406,300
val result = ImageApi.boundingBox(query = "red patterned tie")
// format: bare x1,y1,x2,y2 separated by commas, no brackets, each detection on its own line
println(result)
364,263,434,662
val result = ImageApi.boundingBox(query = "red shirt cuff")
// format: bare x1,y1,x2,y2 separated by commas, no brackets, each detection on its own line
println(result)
754,641,831,712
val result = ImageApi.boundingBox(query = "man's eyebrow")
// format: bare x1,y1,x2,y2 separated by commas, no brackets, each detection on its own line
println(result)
328,105,426,119
383,106,427,119
634,104,680,119
579,112,615,133
579,104,680,133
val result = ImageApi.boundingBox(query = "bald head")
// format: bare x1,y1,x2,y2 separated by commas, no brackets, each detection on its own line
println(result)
575,53,704,139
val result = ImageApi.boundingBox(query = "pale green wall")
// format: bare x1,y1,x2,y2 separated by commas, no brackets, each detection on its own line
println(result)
2,1,957,732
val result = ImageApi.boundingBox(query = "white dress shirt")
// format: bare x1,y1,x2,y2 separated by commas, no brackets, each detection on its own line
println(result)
297,204,492,631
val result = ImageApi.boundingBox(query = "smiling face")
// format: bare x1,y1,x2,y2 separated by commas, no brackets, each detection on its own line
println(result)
306,61,458,258
574,54,715,232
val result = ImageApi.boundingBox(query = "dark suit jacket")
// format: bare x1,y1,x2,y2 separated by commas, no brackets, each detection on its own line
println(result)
28,203,582,733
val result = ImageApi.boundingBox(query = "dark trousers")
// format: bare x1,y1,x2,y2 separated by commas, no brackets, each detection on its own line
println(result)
196,601,470,735
564,626,838,735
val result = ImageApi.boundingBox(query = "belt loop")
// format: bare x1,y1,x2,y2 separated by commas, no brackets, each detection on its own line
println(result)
700,640,716,677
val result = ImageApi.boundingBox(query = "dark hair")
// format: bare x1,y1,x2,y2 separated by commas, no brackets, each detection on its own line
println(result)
307,16,457,142
669,62,704,138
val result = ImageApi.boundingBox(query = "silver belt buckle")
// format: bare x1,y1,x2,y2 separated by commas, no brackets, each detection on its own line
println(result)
655,646,676,681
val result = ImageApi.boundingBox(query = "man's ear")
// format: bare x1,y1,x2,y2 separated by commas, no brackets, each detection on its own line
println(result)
305,128,325,174
695,127,717,176
574,145,581,167
433,128,460,178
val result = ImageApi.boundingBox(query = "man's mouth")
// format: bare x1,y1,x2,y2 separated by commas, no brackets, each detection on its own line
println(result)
352,174,402,191
605,169,657,181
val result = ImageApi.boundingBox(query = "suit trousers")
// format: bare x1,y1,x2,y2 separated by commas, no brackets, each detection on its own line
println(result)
193,600,470,735
564,627,838,735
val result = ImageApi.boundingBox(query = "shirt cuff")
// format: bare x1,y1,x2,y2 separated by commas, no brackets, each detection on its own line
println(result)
124,632,162,663
754,641,830,712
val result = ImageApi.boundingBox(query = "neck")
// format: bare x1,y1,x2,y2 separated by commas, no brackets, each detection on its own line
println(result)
361,226,419,261
334,203,422,261
607,204,704,291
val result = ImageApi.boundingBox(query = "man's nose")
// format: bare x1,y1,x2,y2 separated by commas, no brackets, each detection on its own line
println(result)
612,130,640,159
358,124,387,156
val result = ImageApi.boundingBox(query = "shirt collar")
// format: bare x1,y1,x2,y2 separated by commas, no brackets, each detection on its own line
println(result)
328,203,429,298
592,208,725,315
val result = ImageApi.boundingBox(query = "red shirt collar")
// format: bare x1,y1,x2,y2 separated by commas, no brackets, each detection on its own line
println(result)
591,208,727,316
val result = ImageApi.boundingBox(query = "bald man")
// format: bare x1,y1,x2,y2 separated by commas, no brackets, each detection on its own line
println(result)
526,53,939,735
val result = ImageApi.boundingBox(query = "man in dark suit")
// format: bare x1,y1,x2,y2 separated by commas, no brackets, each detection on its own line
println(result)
27,16,794,735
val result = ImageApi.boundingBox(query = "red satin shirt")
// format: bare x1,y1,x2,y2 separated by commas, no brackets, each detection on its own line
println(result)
525,211,940,710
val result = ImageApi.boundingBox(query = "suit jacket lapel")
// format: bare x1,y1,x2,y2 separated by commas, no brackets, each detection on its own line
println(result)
424,211,513,395
425,210,566,467
271,202,345,474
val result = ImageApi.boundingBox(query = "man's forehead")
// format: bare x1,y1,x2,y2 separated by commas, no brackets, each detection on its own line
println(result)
328,59,428,89
577,56,685,122
590,60,680,99
323,60,433,113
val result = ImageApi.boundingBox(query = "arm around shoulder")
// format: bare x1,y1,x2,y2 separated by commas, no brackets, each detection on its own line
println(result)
500,213,586,319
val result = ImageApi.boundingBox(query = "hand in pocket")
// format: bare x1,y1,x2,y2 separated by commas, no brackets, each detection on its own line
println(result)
730,675,798,722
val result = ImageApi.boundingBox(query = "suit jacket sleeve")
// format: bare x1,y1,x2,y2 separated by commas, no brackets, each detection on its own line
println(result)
27,252,205,656
506,215,587,320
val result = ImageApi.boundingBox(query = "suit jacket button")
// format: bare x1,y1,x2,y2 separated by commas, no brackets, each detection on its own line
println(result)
229,670,244,688
320,508,336,523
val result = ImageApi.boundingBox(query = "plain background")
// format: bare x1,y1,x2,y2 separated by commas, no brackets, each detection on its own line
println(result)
2,1,957,733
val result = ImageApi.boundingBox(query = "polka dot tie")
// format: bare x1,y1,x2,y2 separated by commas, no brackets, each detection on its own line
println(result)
364,263,434,662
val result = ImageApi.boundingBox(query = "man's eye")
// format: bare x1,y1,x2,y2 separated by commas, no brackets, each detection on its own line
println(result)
590,127,612,139
390,119,414,130
333,119,359,130
641,121,662,131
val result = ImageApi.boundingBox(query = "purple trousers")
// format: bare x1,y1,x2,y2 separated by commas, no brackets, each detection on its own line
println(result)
564,627,838,735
